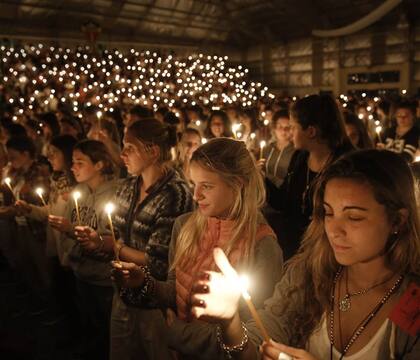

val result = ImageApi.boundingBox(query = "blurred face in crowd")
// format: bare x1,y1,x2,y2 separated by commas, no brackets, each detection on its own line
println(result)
61,122,79,138
323,178,396,267
47,145,65,172
210,116,225,138
345,124,360,148
273,117,291,144
239,114,252,131
181,132,201,161
71,149,103,183
120,132,155,176
7,149,31,170
190,162,236,218
395,108,414,129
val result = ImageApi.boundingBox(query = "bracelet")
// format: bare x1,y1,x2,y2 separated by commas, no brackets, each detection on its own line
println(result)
97,234,105,252
139,265,155,298
216,321,249,359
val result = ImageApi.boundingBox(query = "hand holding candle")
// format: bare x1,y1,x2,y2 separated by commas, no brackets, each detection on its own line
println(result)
192,248,271,342
72,191,82,225
35,187,47,206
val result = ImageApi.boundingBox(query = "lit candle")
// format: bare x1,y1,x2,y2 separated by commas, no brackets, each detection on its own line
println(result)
232,123,241,139
375,126,383,143
4,177,16,200
250,132,256,140
259,140,266,159
97,110,102,129
35,187,47,206
105,202,119,261
214,248,270,342
72,191,82,225
201,138,208,144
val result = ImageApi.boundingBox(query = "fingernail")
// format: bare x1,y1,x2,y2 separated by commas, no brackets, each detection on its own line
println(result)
198,300,206,308
202,285,209,292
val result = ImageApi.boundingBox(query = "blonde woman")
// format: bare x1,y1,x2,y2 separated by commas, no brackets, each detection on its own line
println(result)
191,149,420,360
112,138,283,359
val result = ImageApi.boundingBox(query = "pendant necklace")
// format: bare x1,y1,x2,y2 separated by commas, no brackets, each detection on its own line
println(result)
338,267,397,312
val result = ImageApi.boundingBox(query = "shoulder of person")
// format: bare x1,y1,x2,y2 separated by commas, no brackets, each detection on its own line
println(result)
173,211,194,231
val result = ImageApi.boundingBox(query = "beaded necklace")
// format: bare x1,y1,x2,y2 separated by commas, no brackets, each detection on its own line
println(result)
329,267,404,360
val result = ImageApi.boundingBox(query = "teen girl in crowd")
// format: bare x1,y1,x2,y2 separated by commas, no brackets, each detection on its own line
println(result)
192,149,420,360
378,100,419,163
259,109,295,189
87,117,124,170
267,94,354,259
75,119,194,359
111,137,283,359
204,110,234,139
50,139,118,360
0,136,51,309
343,112,373,150
176,127,202,186
15,135,77,266
237,108,259,151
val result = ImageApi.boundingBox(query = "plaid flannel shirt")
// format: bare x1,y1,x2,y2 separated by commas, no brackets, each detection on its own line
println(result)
114,168,193,288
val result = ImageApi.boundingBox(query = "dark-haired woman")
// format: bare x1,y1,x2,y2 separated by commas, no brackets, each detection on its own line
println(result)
0,136,51,314
343,112,373,150
191,149,420,360
259,110,295,188
378,101,419,163
74,119,194,359
204,110,234,139
267,94,354,259
14,134,78,327
50,139,118,360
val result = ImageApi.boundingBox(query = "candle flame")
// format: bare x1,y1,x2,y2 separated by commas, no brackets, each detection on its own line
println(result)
375,126,382,134
4,177,11,185
72,191,81,201
105,202,115,215
35,187,44,196
260,140,266,149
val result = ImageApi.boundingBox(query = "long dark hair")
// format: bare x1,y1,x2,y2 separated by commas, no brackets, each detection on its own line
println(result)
290,95,351,151
204,110,233,138
279,149,420,347
74,139,116,176
126,118,178,163
50,135,77,183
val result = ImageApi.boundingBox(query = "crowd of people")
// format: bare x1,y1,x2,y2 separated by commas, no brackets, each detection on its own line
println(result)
0,43,419,360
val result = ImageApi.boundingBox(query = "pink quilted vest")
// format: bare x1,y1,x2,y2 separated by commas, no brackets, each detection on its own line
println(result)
175,217,275,321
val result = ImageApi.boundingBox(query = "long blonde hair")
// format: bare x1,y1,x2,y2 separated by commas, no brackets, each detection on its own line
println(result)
280,149,420,346
172,137,265,269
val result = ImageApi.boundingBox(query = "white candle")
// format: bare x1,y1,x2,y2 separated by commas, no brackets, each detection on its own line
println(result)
105,202,119,261
259,140,266,159
375,126,383,143
4,177,16,200
232,123,241,139
72,191,82,225
35,187,47,206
